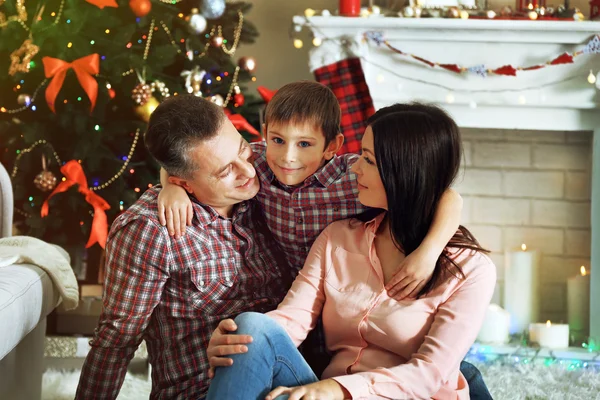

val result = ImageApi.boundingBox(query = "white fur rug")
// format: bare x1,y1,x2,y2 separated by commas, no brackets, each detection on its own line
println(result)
43,362,600,400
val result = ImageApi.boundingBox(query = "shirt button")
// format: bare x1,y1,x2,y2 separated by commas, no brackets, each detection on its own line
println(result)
297,217,303,223
333,206,340,212
199,280,205,286
225,277,232,283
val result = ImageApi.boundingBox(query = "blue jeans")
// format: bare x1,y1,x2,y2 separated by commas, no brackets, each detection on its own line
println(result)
206,312,318,400
460,361,493,399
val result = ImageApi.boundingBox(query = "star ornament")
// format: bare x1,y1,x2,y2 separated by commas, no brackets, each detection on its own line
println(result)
9,39,39,76
85,0,118,9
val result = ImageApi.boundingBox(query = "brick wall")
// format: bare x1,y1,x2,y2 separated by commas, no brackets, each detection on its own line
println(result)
453,128,593,323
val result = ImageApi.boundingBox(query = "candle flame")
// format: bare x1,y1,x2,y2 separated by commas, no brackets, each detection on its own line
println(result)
546,320,551,327
581,266,587,276
528,3,534,9
521,244,527,251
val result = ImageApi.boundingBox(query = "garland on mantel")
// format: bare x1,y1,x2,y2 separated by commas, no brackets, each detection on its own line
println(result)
364,32,600,77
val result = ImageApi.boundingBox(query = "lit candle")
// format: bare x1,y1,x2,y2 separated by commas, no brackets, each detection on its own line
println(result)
529,320,569,349
504,244,540,334
567,266,590,340
477,304,510,344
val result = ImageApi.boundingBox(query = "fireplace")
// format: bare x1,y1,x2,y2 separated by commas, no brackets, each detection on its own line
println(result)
295,16,600,338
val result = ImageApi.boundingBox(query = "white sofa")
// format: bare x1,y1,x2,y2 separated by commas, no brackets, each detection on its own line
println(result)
0,162,60,400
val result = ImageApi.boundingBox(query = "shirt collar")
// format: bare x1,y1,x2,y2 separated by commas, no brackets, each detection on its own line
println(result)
190,196,249,227
364,210,387,233
263,155,348,189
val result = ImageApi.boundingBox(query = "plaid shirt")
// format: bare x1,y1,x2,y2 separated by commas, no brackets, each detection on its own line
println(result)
76,187,289,400
252,142,366,274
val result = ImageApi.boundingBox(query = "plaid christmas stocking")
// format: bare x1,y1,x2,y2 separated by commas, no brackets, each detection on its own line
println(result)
314,57,375,155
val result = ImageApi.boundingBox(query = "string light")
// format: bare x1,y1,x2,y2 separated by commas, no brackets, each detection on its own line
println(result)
312,37,322,47
293,39,303,49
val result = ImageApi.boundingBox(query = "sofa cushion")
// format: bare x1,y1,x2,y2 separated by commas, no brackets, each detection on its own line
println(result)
0,263,59,359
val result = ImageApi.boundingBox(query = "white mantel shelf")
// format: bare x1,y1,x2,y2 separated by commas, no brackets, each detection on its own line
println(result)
293,17,600,43
296,16,600,339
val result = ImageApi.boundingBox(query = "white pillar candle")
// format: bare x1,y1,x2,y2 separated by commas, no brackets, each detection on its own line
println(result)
567,266,590,339
477,304,510,344
529,320,569,349
504,244,540,334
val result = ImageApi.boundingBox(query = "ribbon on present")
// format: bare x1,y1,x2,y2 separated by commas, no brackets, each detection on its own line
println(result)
41,160,110,249
43,54,100,113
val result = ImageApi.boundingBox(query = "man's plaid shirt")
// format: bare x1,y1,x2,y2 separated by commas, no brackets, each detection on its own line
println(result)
75,187,289,400
252,142,366,274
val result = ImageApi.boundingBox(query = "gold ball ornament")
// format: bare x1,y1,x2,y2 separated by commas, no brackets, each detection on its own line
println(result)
528,10,538,19
17,93,31,106
211,35,224,47
238,57,256,72
34,170,57,192
134,96,160,122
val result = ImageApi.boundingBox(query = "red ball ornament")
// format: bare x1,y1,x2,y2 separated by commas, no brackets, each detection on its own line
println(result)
129,0,152,17
234,93,245,106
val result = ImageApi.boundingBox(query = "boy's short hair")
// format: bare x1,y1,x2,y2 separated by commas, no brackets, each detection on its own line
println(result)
144,95,225,179
264,81,341,146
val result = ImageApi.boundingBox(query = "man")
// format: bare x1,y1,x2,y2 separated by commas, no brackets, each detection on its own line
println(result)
75,95,289,399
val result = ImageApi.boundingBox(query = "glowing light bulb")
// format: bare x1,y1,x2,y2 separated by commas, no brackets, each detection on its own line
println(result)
521,243,527,251
293,39,303,49
587,70,596,84
312,37,322,47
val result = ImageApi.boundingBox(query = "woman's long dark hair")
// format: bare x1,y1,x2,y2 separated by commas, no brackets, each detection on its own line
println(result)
361,103,489,297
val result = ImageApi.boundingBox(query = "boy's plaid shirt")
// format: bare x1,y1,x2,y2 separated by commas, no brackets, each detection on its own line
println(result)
75,187,289,400
251,142,366,274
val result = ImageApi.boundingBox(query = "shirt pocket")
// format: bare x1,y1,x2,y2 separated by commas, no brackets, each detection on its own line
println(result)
189,257,238,298
325,247,371,292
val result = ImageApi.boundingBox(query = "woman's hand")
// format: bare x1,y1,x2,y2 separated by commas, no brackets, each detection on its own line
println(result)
266,379,349,400
157,184,193,238
206,319,253,379
385,246,436,300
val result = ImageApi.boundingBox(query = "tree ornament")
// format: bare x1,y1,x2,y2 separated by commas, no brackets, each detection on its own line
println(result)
129,0,151,17
181,66,206,96
9,39,39,76
210,94,224,106
234,93,245,106
211,35,224,47
189,13,207,33
134,96,159,122
238,56,256,72
132,83,152,105
34,155,57,192
17,93,31,106
201,0,226,19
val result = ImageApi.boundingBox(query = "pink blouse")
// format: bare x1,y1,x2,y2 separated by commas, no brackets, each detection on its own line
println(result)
267,213,496,399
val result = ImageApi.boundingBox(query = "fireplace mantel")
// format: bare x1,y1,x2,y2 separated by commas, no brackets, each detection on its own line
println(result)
295,16,600,338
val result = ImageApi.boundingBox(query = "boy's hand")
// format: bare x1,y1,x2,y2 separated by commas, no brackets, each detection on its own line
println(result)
206,319,253,379
385,248,436,301
157,185,193,238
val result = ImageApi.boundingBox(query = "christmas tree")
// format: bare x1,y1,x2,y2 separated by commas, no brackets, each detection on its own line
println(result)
0,0,261,269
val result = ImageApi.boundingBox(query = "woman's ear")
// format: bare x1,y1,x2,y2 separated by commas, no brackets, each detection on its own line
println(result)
324,133,345,160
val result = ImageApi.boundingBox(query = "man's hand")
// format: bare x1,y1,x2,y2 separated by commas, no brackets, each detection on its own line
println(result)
157,185,193,238
385,247,436,301
266,379,349,400
206,319,253,379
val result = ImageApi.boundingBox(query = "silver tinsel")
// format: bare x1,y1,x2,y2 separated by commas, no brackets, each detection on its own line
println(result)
201,0,225,19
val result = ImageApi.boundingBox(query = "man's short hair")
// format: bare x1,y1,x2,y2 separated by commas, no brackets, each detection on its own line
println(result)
264,81,341,147
144,95,225,179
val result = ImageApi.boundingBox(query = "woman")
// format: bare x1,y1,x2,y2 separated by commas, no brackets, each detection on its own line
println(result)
206,103,496,400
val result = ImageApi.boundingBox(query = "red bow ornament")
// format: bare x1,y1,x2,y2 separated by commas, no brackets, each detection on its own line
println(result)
41,160,111,249
43,54,100,113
